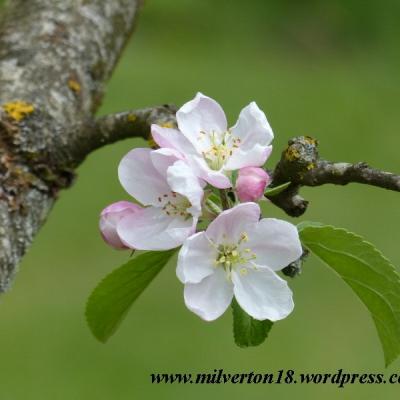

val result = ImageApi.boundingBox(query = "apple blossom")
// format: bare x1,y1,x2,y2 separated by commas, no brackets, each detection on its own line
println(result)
151,92,274,189
236,166,270,202
116,147,205,250
177,202,302,321
99,201,143,250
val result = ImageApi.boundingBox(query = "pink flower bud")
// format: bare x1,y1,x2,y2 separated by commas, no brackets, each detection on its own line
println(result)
236,167,270,202
99,201,142,250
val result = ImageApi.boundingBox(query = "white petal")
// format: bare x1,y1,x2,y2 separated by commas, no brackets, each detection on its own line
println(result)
151,124,199,157
224,145,272,171
232,265,294,321
176,93,227,150
184,268,233,321
118,148,170,206
246,218,303,271
176,232,217,284
206,202,260,245
225,102,274,171
179,155,232,189
167,160,204,216
151,116,232,189
117,207,194,250
197,164,232,189
152,124,221,185
150,148,182,179
230,101,274,147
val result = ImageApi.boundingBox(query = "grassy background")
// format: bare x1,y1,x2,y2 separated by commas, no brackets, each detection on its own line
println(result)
1,1,400,398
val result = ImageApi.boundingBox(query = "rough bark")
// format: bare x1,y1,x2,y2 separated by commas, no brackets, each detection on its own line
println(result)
0,0,141,291
71,105,178,164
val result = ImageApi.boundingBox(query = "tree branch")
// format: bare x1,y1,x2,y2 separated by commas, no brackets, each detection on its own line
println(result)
299,161,400,190
267,136,400,216
69,105,178,165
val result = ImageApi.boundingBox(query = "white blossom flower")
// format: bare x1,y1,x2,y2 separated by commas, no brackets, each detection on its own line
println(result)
177,202,302,321
117,147,205,250
151,93,274,189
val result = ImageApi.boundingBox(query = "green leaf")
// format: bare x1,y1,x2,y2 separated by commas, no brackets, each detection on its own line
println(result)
299,223,400,366
264,182,291,197
86,250,176,343
232,299,273,347
297,220,324,232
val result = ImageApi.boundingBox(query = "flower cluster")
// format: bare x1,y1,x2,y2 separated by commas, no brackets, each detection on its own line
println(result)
100,93,302,322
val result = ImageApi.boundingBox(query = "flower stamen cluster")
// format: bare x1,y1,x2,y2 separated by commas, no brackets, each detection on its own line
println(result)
200,130,241,171
211,232,257,278
160,194,191,218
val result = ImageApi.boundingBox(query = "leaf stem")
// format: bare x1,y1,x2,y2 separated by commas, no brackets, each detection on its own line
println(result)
219,189,230,210
205,198,223,215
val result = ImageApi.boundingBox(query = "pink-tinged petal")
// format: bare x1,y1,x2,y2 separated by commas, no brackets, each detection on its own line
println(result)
206,202,260,245
176,93,227,151
246,218,302,271
151,124,199,157
150,148,181,179
224,144,272,171
184,268,233,321
167,160,204,216
99,201,143,249
176,232,217,284
151,125,182,148
230,101,274,147
180,154,232,189
225,101,273,170
236,167,270,202
232,265,294,321
100,201,142,215
199,165,232,189
118,148,170,206
152,124,217,184
117,206,194,250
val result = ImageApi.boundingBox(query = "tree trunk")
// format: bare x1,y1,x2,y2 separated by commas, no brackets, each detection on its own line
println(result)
0,0,141,291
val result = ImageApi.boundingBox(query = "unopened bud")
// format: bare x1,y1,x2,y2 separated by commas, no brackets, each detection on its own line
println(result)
99,201,142,249
236,167,270,202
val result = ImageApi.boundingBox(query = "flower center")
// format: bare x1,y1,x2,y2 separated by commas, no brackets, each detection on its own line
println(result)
213,232,256,279
199,130,241,171
157,192,191,219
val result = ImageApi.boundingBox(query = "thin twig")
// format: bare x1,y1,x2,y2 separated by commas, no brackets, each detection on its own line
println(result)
266,136,400,216
219,189,230,210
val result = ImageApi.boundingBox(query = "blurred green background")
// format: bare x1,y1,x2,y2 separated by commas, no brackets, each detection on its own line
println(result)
1,0,400,398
